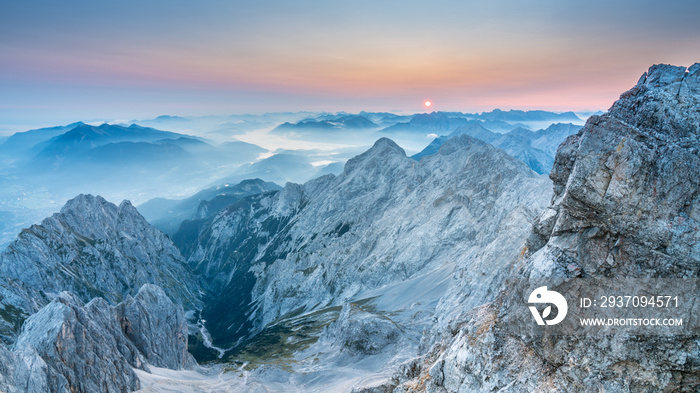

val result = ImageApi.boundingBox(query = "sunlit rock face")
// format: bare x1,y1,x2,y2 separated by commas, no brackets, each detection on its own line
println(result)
395,64,700,392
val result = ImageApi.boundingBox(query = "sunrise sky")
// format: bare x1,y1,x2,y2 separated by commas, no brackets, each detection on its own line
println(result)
1,0,699,131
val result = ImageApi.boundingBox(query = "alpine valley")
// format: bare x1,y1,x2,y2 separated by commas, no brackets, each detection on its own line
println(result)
0,63,697,392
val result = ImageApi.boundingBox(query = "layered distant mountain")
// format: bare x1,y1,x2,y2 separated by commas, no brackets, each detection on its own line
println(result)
133,112,314,138
33,123,187,158
138,178,281,235
380,113,475,134
8,122,265,193
272,114,379,133
476,108,582,122
413,122,582,174
378,112,541,136
0,122,86,163
211,152,337,186
358,111,413,126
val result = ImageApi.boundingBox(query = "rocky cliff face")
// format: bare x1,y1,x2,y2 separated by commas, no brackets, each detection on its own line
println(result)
116,284,195,370
13,292,143,393
0,345,52,393
0,194,199,342
532,63,699,279
393,64,700,392
0,284,192,393
183,135,552,355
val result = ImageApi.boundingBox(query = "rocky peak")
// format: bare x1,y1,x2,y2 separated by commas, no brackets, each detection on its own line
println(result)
116,284,194,370
0,194,199,342
13,291,144,393
541,63,700,278
272,182,305,217
608,63,700,143
342,137,408,176
3,284,191,393
60,193,110,213
54,194,151,243
406,63,700,393
436,133,490,156
451,122,498,142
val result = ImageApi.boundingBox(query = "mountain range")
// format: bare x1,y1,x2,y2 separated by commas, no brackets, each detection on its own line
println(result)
0,63,696,392
413,122,582,174
137,178,282,235
175,134,551,359
272,114,379,132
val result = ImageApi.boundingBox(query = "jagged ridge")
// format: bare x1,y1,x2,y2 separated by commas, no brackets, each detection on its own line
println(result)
0,194,199,343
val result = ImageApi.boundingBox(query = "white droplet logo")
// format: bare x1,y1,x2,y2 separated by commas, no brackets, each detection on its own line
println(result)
528,286,568,326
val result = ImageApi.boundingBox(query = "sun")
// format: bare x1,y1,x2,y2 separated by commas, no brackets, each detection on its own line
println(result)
424,100,432,108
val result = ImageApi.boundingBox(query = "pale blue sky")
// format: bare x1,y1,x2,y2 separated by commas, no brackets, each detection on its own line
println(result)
1,0,699,131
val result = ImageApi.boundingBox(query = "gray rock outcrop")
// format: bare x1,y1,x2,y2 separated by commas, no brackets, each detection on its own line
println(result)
0,194,199,342
14,292,143,393
116,284,195,370
0,344,52,393
0,284,192,393
394,64,700,392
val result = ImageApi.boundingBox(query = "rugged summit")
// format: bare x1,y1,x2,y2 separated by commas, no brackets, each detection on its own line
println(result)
0,194,198,342
395,64,700,392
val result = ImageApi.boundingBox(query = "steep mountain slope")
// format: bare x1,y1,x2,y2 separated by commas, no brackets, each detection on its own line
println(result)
391,63,700,392
181,135,552,357
0,194,199,343
138,179,281,235
0,284,193,393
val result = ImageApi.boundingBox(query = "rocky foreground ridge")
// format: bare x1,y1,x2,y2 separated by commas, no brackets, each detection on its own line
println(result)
0,195,199,392
0,284,193,393
385,64,700,392
0,194,199,343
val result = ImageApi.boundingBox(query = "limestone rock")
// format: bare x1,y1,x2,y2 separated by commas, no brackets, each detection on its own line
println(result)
116,284,195,370
13,292,143,393
406,63,700,392
0,194,199,342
